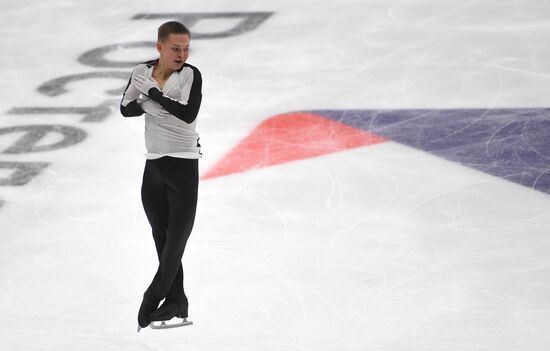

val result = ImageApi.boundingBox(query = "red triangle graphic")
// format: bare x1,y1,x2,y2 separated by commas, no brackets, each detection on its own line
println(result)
201,112,388,180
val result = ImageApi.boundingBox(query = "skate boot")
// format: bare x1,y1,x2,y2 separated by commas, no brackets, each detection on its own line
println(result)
137,290,161,332
150,300,192,329
151,300,188,320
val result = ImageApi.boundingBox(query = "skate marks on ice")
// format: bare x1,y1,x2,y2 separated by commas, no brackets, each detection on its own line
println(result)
202,109,550,195
1,1,549,350
314,108,550,195
201,111,388,179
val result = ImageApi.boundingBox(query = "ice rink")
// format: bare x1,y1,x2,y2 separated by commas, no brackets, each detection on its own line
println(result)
1,0,550,350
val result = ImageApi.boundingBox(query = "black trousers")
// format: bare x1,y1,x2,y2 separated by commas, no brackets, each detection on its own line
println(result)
141,156,198,310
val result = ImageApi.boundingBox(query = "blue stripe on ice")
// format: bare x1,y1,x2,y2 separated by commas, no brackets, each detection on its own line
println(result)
311,108,550,195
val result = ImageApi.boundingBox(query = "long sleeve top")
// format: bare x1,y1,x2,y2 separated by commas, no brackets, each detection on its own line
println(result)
120,59,203,159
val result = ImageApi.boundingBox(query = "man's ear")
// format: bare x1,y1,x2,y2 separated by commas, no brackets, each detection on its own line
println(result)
156,41,162,54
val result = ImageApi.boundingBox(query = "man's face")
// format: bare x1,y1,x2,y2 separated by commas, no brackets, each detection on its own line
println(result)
157,33,190,71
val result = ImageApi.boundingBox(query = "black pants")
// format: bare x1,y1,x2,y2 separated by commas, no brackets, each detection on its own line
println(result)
141,156,198,310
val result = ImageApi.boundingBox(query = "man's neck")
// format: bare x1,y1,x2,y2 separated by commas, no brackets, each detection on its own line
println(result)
155,61,174,80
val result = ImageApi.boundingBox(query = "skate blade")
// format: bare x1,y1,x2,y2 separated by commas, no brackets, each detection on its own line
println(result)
150,318,193,330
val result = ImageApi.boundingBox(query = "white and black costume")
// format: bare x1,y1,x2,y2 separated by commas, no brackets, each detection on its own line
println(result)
120,59,202,329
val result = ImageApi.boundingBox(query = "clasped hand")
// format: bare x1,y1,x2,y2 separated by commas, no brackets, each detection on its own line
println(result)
133,74,160,96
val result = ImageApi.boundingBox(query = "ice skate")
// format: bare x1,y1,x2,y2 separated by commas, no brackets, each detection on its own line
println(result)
137,290,161,333
149,300,192,329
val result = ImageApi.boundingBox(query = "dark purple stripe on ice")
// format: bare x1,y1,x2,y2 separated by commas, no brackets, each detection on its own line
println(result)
311,109,550,195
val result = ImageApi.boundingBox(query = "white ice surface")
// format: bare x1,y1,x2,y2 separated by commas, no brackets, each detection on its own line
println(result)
1,1,550,350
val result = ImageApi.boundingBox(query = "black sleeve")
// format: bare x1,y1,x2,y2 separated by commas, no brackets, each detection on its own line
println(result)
120,76,145,117
147,67,202,124
120,99,145,117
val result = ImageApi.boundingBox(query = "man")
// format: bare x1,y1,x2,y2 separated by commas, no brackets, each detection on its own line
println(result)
120,20,202,331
